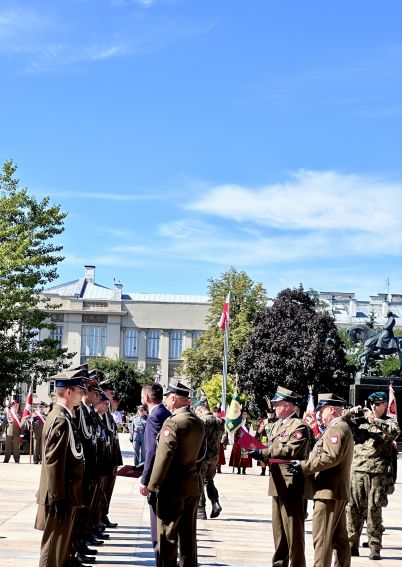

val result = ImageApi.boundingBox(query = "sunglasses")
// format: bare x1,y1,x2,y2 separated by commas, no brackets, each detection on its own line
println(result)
371,402,386,406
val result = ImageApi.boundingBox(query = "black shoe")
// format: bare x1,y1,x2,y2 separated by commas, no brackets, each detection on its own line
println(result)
350,546,359,557
237,468,241,474
104,516,118,528
81,546,97,556
210,502,222,519
85,536,104,546
242,468,246,475
260,469,266,476
197,508,207,520
94,530,109,539
369,547,381,560
362,542,369,548
77,555,96,564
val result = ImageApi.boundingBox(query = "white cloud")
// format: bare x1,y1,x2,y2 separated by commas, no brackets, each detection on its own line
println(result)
187,170,402,235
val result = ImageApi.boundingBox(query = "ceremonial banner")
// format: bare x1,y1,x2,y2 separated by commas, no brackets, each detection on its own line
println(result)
237,427,267,451
218,292,230,331
303,387,320,438
225,388,242,434
22,386,33,419
387,383,398,420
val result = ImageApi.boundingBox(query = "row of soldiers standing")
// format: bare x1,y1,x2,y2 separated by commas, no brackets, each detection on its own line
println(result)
35,365,122,567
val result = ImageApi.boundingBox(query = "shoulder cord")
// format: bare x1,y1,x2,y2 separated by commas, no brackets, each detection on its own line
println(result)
79,407,93,440
44,414,84,460
196,438,207,464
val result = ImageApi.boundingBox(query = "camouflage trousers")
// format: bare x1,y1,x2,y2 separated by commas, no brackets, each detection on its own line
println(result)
199,459,219,509
346,471,389,549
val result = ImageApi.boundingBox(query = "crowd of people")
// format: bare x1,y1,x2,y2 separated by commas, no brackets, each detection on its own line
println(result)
1,375,400,567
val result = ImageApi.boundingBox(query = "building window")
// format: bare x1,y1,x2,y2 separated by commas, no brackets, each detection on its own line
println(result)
147,330,160,359
81,326,107,358
50,325,63,347
169,331,183,359
124,329,138,358
192,331,202,342
82,314,108,324
50,313,64,323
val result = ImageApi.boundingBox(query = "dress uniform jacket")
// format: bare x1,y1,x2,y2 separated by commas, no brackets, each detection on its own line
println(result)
148,406,205,567
4,408,22,463
301,417,353,567
35,403,85,567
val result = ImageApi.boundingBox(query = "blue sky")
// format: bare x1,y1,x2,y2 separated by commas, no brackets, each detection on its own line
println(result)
1,0,401,299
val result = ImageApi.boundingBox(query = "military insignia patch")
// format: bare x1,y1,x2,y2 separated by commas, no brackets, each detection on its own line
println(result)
330,435,338,444
294,431,303,439
163,429,170,437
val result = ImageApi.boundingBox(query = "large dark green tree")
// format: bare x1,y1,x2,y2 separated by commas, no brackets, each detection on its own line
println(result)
238,285,353,413
89,358,154,410
0,161,69,401
182,267,268,388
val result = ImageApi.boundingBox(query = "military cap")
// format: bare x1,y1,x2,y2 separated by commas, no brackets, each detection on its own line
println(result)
271,386,303,406
70,363,90,378
86,379,103,393
137,404,144,410
164,379,194,398
368,391,388,404
315,392,346,411
38,401,48,407
99,380,115,391
51,369,87,390
99,391,109,402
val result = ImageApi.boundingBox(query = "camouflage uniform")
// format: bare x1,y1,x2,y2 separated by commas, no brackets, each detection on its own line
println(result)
198,411,225,518
345,409,400,553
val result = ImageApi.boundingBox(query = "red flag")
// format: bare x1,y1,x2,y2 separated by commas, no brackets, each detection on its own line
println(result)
218,292,230,331
387,383,398,420
237,426,267,451
22,386,33,419
303,389,320,438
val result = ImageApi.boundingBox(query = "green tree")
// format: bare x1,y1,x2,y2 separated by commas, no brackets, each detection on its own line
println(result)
182,267,268,389
200,374,236,410
238,285,353,414
0,161,69,402
89,358,154,410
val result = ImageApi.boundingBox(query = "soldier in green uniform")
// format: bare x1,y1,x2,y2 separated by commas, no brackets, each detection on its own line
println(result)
148,379,205,567
3,400,22,463
34,370,87,567
32,402,47,464
295,393,353,567
344,391,400,560
195,400,225,519
249,386,312,567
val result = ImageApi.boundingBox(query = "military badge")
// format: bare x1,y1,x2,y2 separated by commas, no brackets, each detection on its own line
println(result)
163,429,170,437
294,431,303,439
330,435,338,444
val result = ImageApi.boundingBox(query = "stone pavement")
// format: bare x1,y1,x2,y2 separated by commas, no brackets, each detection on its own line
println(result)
0,433,401,567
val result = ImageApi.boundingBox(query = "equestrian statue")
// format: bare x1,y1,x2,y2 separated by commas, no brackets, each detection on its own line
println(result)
347,310,402,375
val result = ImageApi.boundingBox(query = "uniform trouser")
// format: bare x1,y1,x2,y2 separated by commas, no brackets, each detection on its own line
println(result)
199,460,219,509
4,432,21,462
133,436,146,466
157,494,199,567
102,470,117,520
34,435,42,463
346,471,388,550
36,504,78,567
271,494,306,567
312,499,350,567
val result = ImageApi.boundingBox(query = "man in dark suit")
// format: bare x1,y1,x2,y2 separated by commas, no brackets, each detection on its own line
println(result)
139,382,171,560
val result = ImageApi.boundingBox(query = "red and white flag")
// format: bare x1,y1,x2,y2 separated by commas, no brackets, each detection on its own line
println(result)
218,292,230,331
387,383,398,420
303,389,320,438
22,386,33,419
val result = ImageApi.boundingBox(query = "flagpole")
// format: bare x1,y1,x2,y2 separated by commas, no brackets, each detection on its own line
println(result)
221,311,229,414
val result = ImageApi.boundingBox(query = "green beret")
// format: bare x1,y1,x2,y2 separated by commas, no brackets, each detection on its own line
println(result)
367,391,388,403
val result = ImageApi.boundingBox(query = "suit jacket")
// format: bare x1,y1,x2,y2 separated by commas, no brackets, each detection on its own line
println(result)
261,416,312,497
148,406,205,497
36,403,85,507
141,403,171,486
74,403,98,482
301,417,353,501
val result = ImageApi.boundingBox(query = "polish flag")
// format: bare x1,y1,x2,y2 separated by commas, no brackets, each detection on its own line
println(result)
387,383,398,420
22,386,33,419
218,292,230,331
303,389,320,438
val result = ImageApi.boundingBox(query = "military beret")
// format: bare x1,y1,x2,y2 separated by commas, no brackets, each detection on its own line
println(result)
271,386,303,406
368,391,388,404
315,393,346,410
